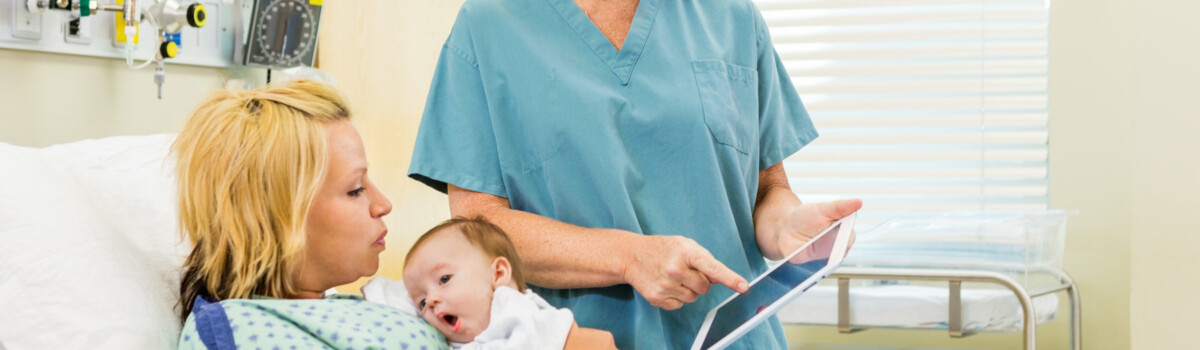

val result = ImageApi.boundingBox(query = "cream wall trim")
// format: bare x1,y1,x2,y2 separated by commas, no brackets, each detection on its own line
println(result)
317,1,466,293
1128,0,1200,348
1047,0,1136,349
0,49,251,146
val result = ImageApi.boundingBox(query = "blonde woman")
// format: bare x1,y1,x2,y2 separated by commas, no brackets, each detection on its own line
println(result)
172,80,447,349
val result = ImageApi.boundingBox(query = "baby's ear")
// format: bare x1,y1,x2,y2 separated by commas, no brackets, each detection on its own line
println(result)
490,257,513,290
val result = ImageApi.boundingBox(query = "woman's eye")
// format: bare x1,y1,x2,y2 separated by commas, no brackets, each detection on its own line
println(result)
348,187,365,197
439,275,452,284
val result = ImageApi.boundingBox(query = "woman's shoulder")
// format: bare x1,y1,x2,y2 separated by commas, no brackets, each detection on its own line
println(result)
180,295,447,349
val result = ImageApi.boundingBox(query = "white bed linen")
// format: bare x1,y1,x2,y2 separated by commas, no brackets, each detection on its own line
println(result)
778,284,1058,332
0,135,186,349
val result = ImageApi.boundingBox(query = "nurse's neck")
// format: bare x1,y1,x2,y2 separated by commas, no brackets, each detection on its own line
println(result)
575,0,639,51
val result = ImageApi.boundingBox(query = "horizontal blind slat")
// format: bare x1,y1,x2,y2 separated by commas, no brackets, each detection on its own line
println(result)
811,112,1046,128
784,167,1048,180
775,41,1047,61
785,59,1047,78
769,22,1047,43
793,77,1046,95
785,145,1048,162
802,94,1046,112
756,0,1045,11
762,4,1047,27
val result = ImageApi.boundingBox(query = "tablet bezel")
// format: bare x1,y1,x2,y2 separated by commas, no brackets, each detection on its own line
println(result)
690,213,857,350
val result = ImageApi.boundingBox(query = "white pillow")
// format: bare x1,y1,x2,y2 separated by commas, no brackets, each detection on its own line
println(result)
0,134,187,349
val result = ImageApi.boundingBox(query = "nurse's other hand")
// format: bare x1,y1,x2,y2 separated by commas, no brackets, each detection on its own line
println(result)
622,235,749,310
776,199,862,263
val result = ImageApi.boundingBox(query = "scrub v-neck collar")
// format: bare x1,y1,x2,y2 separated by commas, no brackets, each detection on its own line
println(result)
549,0,660,85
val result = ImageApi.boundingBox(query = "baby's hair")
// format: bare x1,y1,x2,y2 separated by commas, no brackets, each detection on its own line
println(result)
405,216,527,292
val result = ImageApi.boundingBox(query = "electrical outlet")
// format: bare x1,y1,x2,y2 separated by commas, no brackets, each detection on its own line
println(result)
11,0,43,40
64,13,93,44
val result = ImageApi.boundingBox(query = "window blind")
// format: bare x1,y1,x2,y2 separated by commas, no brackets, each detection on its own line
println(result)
754,0,1050,228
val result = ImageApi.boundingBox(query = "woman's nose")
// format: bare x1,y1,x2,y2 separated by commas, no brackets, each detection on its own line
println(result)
370,185,392,218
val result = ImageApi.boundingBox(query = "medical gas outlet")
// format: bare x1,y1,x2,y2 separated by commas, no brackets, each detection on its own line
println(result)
23,0,207,99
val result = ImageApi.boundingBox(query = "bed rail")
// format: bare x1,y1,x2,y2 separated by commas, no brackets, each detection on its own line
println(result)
827,267,1081,350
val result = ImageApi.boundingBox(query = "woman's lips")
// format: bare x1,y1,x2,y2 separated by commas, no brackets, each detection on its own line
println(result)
374,230,387,247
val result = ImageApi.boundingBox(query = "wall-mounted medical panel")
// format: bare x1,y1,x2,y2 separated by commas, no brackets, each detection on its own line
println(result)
0,0,241,67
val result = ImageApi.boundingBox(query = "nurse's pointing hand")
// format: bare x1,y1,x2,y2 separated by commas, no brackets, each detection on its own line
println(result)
622,235,750,311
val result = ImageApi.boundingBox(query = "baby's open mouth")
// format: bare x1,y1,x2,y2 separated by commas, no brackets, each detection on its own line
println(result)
443,314,461,332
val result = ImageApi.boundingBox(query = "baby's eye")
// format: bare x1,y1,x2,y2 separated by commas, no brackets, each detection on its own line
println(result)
439,274,452,284
418,299,426,310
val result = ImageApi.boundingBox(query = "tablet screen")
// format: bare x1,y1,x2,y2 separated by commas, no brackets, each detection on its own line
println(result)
698,222,843,350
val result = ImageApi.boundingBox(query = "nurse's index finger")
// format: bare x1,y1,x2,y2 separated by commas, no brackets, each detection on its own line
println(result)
688,253,748,294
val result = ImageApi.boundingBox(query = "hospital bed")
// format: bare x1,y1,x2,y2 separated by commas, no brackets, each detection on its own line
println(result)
780,267,1080,350
778,211,1081,350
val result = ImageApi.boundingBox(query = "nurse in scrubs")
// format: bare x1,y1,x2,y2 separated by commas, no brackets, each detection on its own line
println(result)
408,0,861,349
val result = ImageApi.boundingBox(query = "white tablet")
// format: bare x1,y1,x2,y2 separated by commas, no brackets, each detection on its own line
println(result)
691,212,857,350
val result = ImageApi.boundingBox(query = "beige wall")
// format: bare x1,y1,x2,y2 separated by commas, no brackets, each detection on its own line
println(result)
316,0,466,293
0,49,257,147
1045,0,1133,348
1128,0,1200,348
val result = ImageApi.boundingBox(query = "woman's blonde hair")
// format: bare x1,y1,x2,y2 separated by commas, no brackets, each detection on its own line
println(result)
174,79,350,321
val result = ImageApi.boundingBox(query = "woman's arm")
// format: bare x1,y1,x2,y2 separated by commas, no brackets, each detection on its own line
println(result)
448,184,748,310
753,163,861,260
563,322,617,350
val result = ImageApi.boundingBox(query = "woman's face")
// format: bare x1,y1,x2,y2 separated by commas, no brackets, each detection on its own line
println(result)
295,120,392,297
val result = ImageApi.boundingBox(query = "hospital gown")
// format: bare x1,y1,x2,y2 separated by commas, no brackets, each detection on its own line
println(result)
408,0,818,348
177,294,450,349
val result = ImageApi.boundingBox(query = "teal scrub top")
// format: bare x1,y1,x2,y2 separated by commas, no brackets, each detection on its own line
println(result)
408,0,818,348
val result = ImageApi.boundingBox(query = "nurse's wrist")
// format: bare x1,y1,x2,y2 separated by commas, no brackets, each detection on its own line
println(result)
610,228,645,285
753,199,800,260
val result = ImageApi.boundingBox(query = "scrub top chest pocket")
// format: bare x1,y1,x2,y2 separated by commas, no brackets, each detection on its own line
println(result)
693,60,759,155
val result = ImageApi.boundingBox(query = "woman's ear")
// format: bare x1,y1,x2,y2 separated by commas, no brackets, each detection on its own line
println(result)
490,257,513,290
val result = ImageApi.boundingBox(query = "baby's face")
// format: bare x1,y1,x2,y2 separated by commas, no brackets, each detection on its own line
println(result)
403,230,497,343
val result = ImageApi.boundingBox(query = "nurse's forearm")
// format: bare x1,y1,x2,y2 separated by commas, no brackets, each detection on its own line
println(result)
447,184,639,289
478,207,642,288
753,163,802,260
